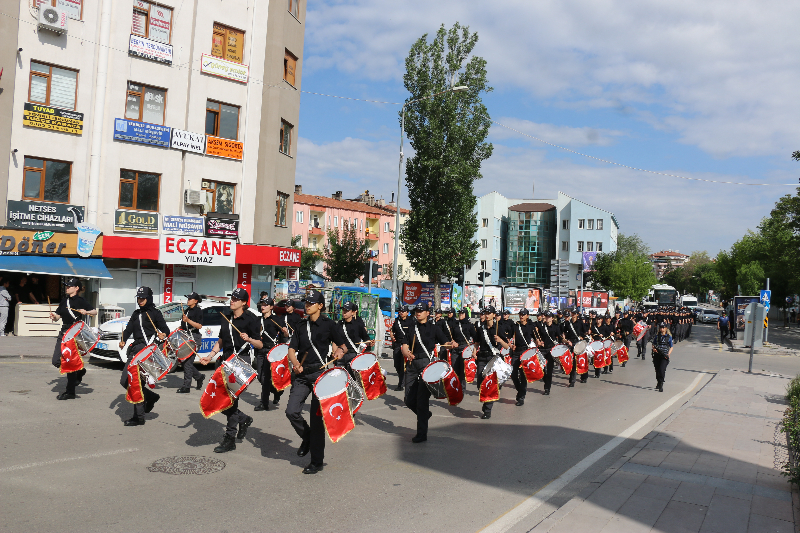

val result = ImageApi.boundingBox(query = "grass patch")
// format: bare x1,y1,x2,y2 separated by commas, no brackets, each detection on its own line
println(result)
781,375,800,487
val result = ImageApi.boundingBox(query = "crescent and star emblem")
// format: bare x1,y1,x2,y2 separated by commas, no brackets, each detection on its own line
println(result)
276,363,286,376
485,379,493,389
368,372,376,384
449,376,459,391
329,402,344,420
62,346,72,362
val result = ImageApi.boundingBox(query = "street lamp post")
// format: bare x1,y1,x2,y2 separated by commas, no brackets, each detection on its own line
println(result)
390,85,469,321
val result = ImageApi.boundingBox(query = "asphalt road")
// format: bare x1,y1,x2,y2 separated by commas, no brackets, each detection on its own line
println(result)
1,324,797,533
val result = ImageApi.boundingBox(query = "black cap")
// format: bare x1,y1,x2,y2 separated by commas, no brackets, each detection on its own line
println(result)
64,277,82,288
399,304,410,313
571,309,579,315
445,308,454,314
519,308,529,316
342,301,358,312
231,288,249,302
185,292,202,303
414,302,431,312
502,310,511,316
483,306,496,315
303,289,325,305
458,308,467,315
258,297,275,307
136,286,153,298
659,321,668,328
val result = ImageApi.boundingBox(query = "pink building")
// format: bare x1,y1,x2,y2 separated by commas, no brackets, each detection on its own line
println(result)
292,187,401,280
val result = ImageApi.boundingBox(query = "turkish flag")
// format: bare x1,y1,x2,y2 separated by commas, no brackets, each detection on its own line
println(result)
617,345,629,364
443,371,463,406
125,363,144,404
559,350,574,374
269,355,292,391
200,366,234,418
604,347,612,367
593,349,605,368
522,353,545,383
59,337,84,374
480,372,500,403
355,360,387,401
504,355,512,366
319,390,355,443
465,358,477,383
576,352,589,374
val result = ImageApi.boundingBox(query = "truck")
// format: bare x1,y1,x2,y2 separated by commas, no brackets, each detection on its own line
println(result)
680,294,698,310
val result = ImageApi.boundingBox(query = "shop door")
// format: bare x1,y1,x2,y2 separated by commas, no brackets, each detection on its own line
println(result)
140,272,163,305
101,270,138,316
172,281,194,303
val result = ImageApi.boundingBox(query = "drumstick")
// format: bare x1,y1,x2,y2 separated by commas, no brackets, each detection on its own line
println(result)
220,312,243,336
47,296,52,313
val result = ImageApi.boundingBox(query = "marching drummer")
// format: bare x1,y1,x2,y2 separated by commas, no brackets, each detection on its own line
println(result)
338,301,374,376
176,292,205,394
285,290,348,474
450,308,476,390
391,305,413,391
400,302,456,440
499,310,515,347
255,297,288,411
617,311,634,368
563,309,584,386
510,309,535,405
602,315,615,374
474,306,510,418
50,277,97,400
283,299,302,339
537,312,562,396
118,286,170,426
199,288,262,453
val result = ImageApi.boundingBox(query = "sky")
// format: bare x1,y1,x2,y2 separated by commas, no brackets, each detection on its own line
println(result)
291,0,800,257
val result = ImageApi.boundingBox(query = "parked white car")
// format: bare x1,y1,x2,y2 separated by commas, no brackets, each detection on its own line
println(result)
698,309,721,324
90,298,260,364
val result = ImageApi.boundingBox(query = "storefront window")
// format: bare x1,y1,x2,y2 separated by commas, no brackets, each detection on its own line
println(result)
140,258,161,270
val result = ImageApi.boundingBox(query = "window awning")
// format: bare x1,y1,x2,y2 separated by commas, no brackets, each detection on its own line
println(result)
0,256,113,279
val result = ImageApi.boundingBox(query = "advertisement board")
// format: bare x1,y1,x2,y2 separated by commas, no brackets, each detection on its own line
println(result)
161,215,204,236
205,136,244,160
114,210,158,233
464,284,483,311
159,235,236,267
200,53,249,83
504,286,541,313
401,282,452,307
170,129,205,154
6,201,84,232
0,229,102,257
113,118,171,147
22,103,83,135
734,296,760,331
204,215,239,239
576,290,610,313
128,34,173,65
582,251,598,272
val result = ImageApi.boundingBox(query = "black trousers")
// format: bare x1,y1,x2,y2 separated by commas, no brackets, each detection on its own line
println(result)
404,358,433,435
510,352,527,400
120,342,159,419
285,367,326,464
541,351,555,391
568,353,578,384
335,350,359,381
215,355,248,438
653,355,669,383
52,332,86,394
181,333,204,388
255,347,283,406
594,351,613,376
392,346,405,385
720,327,728,342
445,346,467,391
476,357,495,413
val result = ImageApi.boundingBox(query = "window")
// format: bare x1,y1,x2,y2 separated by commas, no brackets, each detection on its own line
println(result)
562,219,569,230
288,0,300,18
482,218,488,227
333,216,338,227
383,243,389,254
132,1,172,44
578,219,585,229
495,218,500,230
23,157,71,203
284,49,297,86
561,241,568,251
295,211,303,223
275,192,288,226
39,1,83,20
577,241,584,252
125,82,166,124
29,62,78,110
481,239,488,249
280,120,293,155
211,23,244,63
327,215,330,227
480,260,487,270
587,242,594,252
587,219,594,230
384,222,390,233
597,242,603,252
310,237,317,250
119,170,160,211
201,180,235,214
597,219,603,230
205,100,240,140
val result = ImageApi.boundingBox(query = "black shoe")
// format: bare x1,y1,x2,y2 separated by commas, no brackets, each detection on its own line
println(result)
272,393,282,405
57,392,76,400
411,434,427,443
196,374,206,390
592,375,599,378
124,417,144,426
237,416,253,440
176,387,191,393
480,412,492,419
602,369,608,374
302,463,323,474
213,435,236,453
580,379,588,383
657,381,663,392
144,393,160,414
254,403,268,411
621,362,626,367
297,433,311,457
394,384,403,391
608,369,613,374
568,382,575,388
543,389,550,396
515,399,524,406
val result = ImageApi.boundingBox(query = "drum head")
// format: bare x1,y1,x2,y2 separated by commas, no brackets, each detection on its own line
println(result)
461,344,476,359
350,352,377,371
314,368,348,399
422,361,450,382
574,340,587,355
267,343,290,363
130,344,158,366
520,348,539,361
500,347,510,356
614,340,624,350
588,341,604,353
551,344,570,359
603,340,613,349
63,322,84,342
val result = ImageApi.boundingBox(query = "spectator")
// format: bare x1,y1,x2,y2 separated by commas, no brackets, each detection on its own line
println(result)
28,275,43,305
14,276,31,304
717,312,729,343
0,279,11,336
728,309,737,340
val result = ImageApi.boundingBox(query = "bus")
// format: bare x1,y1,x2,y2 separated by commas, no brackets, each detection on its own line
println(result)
646,284,679,306
680,294,698,310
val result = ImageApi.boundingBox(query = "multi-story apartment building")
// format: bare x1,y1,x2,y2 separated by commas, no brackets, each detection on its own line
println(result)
0,0,306,313
649,250,689,279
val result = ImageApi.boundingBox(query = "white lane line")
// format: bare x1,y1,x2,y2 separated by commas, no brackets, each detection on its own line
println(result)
0,448,139,473
479,372,708,533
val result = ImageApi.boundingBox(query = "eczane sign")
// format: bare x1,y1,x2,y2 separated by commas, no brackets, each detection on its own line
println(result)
159,235,235,267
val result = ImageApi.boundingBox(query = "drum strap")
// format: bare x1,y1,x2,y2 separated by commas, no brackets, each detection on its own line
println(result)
414,325,432,360
65,297,77,320
567,320,578,340
138,313,155,345
341,321,358,353
261,317,278,346
306,320,330,366
481,325,500,355
517,323,532,349
457,322,467,344
229,321,253,359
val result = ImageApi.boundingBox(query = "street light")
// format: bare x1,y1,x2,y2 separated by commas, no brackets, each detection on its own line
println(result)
390,85,468,321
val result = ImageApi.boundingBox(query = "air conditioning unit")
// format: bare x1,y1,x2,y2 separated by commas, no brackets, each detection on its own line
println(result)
38,4,68,34
184,189,207,205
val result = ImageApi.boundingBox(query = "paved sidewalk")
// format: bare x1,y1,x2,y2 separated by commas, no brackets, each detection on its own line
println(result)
529,369,799,533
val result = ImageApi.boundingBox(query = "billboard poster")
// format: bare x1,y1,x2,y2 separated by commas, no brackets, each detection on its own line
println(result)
504,287,541,314
733,296,759,331
464,285,482,311
483,285,503,310
582,251,598,272
576,290,610,312
402,282,452,307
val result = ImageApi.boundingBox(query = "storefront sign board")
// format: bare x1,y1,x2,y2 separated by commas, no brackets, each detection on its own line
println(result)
6,201,84,232
200,53,248,83
159,235,236,267
113,118,171,147
205,136,243,160
128,34,173,65
162,215,204,236
0,229,102,257
22,103,83,135
115,210,159,233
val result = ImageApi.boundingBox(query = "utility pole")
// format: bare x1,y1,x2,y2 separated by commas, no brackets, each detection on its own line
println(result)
764,278,769,344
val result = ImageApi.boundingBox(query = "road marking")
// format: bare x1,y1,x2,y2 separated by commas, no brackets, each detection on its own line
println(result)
0,361,50,364
479,372,707,533
0,448,139,473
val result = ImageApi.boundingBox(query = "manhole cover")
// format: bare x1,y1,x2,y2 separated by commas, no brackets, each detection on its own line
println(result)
147,455,225,475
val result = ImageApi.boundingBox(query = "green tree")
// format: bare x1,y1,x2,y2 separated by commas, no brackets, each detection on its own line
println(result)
592,234,656,302
400,22,491,307
737,260,765,295
616,233,650,256
323,221,371,282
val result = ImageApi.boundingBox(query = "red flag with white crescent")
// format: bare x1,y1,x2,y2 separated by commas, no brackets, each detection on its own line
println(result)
522,353,544,383
480,372,500,403
559,350,573,374
356,360,387,400
269,355,292,392
443,372,463,406
125,363,144,404
616,345,629,364
593,350,605,368
59,337,84,374
576,352,589,374
604,347,612,367
200,366,234,418
319,390,355,443
465,358,477,383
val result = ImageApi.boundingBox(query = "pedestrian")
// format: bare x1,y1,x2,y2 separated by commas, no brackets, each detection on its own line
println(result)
0,279,10,335
50,277,97,400
728,309,736,340
651,321,673,392
175,292,205,394
717,312,729,342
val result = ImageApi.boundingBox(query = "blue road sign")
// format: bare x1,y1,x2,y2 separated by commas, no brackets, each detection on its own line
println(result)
760,290,771,311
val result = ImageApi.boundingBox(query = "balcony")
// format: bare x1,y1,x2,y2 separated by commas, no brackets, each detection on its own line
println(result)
308,221,325,235
365,230,379,241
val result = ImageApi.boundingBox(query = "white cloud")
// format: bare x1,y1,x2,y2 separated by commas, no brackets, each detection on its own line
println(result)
490,117,625,147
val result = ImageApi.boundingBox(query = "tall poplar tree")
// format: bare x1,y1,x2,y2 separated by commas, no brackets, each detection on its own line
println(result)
400,23,492,308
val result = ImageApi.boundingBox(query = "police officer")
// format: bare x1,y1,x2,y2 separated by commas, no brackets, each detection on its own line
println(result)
474,306,510,417
450,308,475,390
510,309,535,405
200,288,262,452
285,290,348,474
338,301,373,375
401,302,456,440
651,321,673,392
176,292,205,393
391,305,413,390
118,286,170,426
50,277,97,400
254,298,287,411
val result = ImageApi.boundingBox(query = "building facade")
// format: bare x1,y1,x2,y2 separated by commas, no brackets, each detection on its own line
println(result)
649,250,689,279
0,0,306,313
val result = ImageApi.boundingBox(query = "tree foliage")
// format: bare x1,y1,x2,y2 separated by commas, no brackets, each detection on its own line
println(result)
592,233,657,301
323,222,371,282
400,22,491,307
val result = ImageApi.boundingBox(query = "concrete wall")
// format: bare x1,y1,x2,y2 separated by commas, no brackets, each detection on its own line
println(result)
0,0,20,225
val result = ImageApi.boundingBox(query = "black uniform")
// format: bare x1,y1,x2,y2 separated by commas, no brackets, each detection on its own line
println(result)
284,311,302,340
391,314,414,388
215,310,260,438
562,318,584,384
120,303,170,421
651,331,673,390
404,319,451,435
510,320,535,401
286,314,347,466
538,321,561,392
475,319,509,414
51,295,94,396
450,316,475,389
256,312,286,409
338,316,369,377
618,316,634,350
180,305,204,388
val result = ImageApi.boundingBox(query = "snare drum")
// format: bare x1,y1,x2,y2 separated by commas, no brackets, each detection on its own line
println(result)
222,354,258,397
131,344,173,382
633,321,648,341
421,360,454,399
603,340,613,366
266,343,291,391
520,348,545,382
573,340,588,356
588,340,605,368
63,321,99,357
551,344,572,373
460,344,476,360
614,340,629,363
165,329,196,362
483,355,513,385
314,367,364,414
350,352,387,400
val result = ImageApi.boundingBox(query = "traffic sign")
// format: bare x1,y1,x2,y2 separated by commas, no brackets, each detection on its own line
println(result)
760,290,771,312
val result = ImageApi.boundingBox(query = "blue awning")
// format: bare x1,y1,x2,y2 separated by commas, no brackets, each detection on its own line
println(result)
0,256,113,279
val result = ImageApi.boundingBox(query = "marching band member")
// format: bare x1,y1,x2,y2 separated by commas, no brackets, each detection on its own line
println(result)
511,309,535,405
563,309,584,386
616,311,634,368
474,306,509,418
176,292,205,394
118,286,170,426
338,301,374,376
50,277,97,400
391,305,413,391
401,302,456,441
590,315,605,378
254,298,288,411
651,321,673,392
199,288,262,452
537,312,562,395
283,299,302,339
451,308,476,390
285,290,348,474
499,310,515,344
